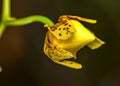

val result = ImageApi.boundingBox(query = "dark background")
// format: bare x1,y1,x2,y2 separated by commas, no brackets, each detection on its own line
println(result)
0,0,120,86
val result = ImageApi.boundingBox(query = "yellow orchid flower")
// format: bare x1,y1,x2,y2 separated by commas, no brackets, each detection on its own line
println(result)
44,15,105,69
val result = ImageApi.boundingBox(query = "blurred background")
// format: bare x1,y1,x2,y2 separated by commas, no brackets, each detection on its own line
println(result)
0,0,120,86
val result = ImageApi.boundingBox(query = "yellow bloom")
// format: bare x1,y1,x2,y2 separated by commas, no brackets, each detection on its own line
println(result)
44,15,105,69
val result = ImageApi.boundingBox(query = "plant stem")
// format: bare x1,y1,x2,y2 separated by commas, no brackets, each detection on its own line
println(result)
2,0,11,21
0,0,54,38
0,0,11,38
6,15,54,26
0,24,6,38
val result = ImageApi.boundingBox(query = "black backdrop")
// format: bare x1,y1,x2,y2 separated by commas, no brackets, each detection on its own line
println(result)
0,0,120,86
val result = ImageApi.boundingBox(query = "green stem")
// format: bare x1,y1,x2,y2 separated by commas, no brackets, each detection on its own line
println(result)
0,0,54,38
6,15,54,26
0,24,6,38
2,0,11,21
0,0,11,38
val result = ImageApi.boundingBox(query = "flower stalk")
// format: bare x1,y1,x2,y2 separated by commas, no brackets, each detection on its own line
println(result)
0,0,54,38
